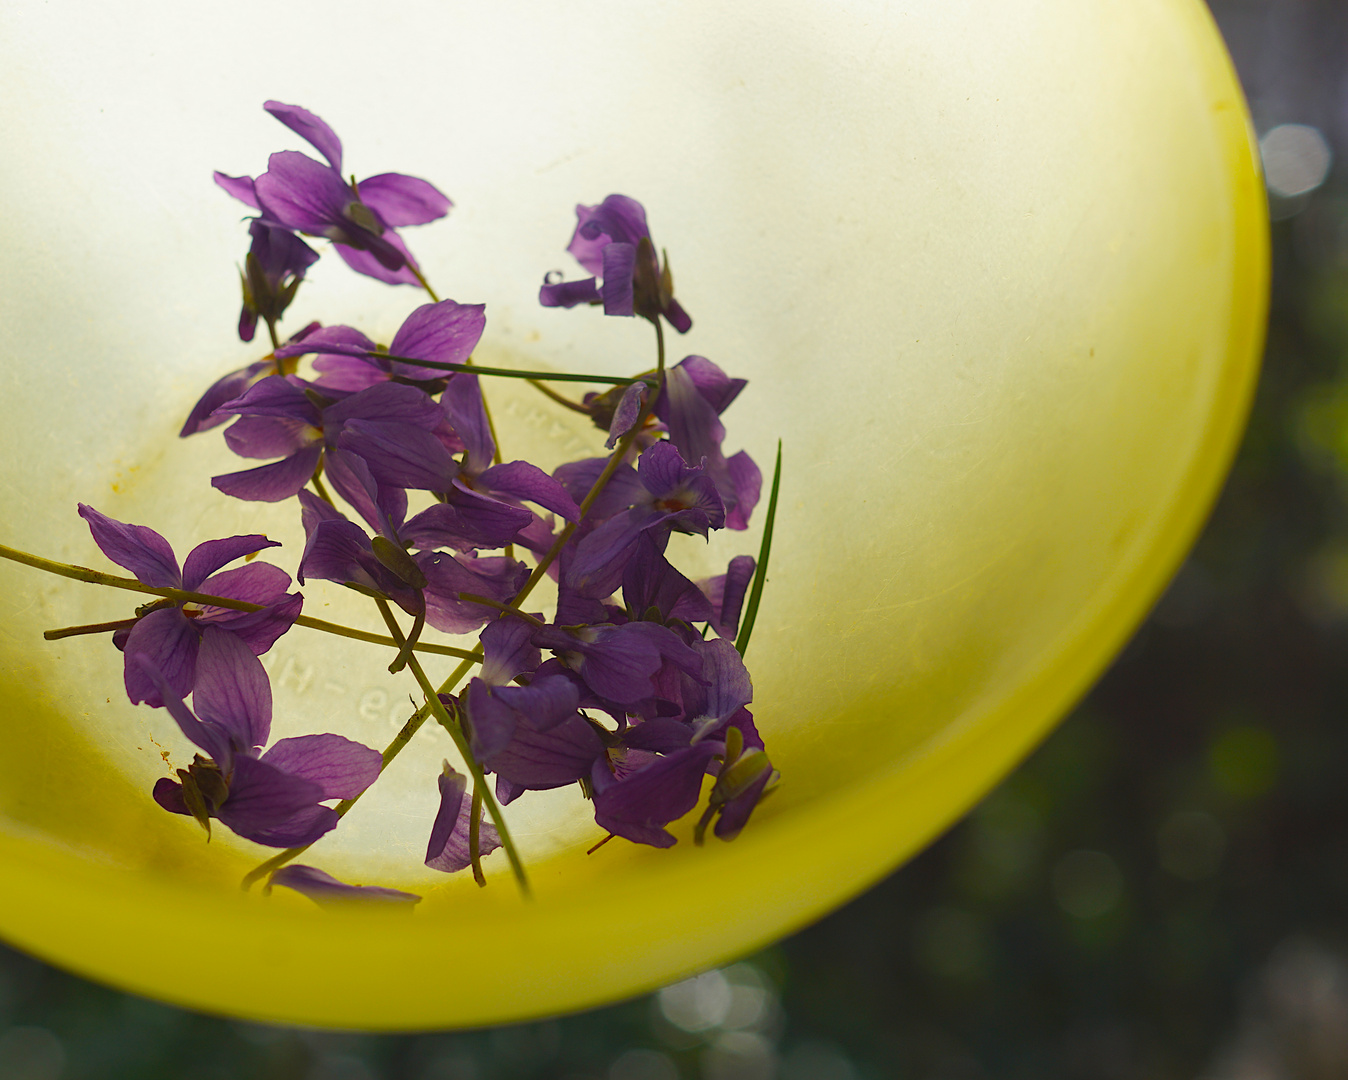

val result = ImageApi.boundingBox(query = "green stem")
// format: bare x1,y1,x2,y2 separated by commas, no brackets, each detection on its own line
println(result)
0,542,477,660
374,599,530,896
411,266,441,304
44,617,140,641
469,788,485,887
376,353,640,385
526,379,592,415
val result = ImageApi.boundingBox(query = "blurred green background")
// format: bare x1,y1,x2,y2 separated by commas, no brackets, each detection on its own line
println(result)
4,2,1347,1077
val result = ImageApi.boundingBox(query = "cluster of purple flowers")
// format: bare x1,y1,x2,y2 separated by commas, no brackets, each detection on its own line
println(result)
74,102,778,905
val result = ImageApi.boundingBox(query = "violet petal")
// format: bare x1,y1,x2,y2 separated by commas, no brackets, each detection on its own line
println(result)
272,864,421,907
78,504,180,588
261,734,382,800
214,171,260,209
181,535,280,592
212,444,324,503
263,100,344,172
122,609,198,708
425,765,501,873
477,461,581,522
488,713,606,790
358,173,452,227
216,755,332,846
191,626,272,751
592,743,719,848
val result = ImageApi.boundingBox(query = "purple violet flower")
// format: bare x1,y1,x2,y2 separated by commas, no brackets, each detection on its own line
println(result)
137,630,381,847
271,865,421,908
539,195,691,332
78,504,301,707
590,742,720,848
659,356,761,530
236,220,320,343
216,101,450,287
210,376,445,508
296,492,529,636
564,441,726,599
400,374,581,553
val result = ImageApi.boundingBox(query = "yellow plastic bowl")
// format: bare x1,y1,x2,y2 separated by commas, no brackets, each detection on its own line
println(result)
0,0,1265,1028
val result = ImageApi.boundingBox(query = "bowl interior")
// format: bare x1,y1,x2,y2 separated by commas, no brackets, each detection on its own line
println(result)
0,0,1264,1028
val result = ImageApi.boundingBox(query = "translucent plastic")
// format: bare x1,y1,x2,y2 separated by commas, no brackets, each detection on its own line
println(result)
0,0,1266,1028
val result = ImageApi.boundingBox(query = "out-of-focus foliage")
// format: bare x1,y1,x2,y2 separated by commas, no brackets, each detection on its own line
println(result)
5,2,1348,1077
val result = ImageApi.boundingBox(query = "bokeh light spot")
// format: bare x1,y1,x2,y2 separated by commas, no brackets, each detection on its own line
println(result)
1157,810,1226,881
1052,850,1124,919
1208,726,1280,798
1261,124,1332,198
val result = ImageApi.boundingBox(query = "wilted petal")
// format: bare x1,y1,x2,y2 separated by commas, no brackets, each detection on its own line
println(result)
358,172,452,226
425,764,501,873
78,504,180,588
606,381,648,450
272,864,420,907
700,555,756,639
262,734,381,799
191,626,272,751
